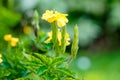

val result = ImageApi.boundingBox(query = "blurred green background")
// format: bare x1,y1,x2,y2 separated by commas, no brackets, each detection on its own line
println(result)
0,0,120,80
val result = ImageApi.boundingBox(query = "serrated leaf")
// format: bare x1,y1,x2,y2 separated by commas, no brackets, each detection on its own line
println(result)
31,55,43,64
33,53,48,64
16,73,42,80
63,78,74,80
25,73,41,80
0,67,11,78
63,78,80,80
56,68,75,78
45,74,56,80
23,53,31,61
52,57,65,67
37,65,47,76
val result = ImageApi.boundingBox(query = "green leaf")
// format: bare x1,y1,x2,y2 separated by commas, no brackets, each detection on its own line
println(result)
56,68,75,78
0,6,21,37
33,53,48,65
16,73,42,80
62,78,77,80
0,67,11,78
37,65,47,76
23,53,32,61
52,57,65,67
45,74,56,80
31,55,43,64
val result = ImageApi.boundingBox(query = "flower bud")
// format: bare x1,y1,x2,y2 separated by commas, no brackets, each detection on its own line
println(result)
71,25,79,59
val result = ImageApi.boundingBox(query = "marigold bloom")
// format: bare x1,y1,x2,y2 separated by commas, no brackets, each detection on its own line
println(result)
55,12,68,27
0,54,3,63
23,26,31,34
45,30,70,46
10,37,19,47
4,34,12,41
4,34,19,47
41,10,56,23
41,10,68,27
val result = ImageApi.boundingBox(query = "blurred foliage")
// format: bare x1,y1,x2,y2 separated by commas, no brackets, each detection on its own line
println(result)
66,0,105,15
70,51,120,80
0,1,21,49
1,0,120,49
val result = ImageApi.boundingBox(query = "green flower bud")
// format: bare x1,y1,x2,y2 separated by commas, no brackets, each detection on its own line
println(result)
33,10,39,37
71,25,79,59
34,10,39,23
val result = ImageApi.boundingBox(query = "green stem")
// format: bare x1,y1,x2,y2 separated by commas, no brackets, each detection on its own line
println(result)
7,42,11,52
61,26,66,54
51,22,59,56
52,22,57,48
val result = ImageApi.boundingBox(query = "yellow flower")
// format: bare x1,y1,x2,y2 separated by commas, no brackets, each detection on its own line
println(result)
41,10,68,27
0,54,3,63
23,26,31,34
4,34,12,41
10,37,19,47
4,34,19,47
41,10,56,23
45,30,70,46
65,33,70,46
55,12,68,27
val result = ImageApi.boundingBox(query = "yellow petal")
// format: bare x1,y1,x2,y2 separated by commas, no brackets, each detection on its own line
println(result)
44,31,52,43
56,13,68,27
11,37,19,43
44,37,52,43
23,26,31,34
57,29,62,46
41,10,56,23
41,10,68,26
66,41,70,46
65,33,70,41
10,38,19,47
57,29,62,42
10,41,17,47
4,34,12,41
44,29,70,46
